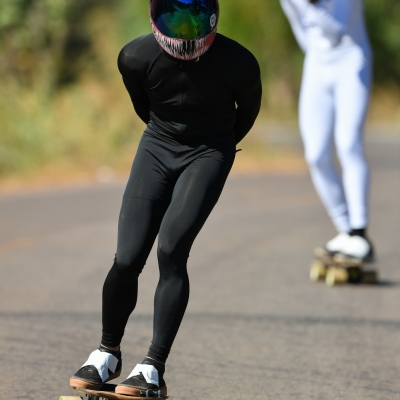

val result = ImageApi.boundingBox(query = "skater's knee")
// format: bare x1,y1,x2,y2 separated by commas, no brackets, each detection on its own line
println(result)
337,141,364,165
157,241,176,264
305,150,332,171
111,257,144,279
157,241,188,275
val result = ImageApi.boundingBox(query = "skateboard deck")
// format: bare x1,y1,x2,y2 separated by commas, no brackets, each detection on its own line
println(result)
62,384,168,400
310,247,378,286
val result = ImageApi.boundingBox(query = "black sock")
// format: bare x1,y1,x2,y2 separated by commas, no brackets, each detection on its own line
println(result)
99,344,121,358
349,228,366,238
147,341,169,364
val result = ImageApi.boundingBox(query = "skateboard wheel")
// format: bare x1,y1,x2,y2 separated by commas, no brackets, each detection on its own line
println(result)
326,267,348,286
59,397,83,400
310,261,327,282
362,270,378,284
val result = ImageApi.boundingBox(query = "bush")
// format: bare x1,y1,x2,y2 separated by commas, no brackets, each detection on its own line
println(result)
0,0,399,177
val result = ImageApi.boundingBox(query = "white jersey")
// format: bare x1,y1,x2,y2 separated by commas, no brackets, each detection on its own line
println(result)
280,0,370,56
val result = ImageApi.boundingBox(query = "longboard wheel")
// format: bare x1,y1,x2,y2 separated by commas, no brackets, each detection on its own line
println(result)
362,270,378,284
326,267,348,286
310,260,328,282
59,397,83,400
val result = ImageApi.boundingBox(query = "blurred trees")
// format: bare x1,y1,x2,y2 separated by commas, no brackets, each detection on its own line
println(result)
1,0,399,91
0,0,149,175
0,0,149,90
1,0,95,90
0,0,399,177
1,0,399,93
364,0,400,85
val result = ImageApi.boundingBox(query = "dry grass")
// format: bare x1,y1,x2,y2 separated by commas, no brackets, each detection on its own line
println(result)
0,123,307,195
0,79,397,196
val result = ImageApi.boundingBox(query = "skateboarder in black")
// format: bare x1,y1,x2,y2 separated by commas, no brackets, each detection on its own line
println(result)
71,0,261,396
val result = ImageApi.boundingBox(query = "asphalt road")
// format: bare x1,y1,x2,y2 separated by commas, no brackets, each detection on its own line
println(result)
0,139,399,400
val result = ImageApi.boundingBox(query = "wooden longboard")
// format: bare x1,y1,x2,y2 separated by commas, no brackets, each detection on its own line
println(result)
310,247,378,286
64,384,168,400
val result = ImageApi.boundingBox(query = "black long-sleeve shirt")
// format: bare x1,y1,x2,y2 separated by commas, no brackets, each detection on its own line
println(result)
118,33,262,144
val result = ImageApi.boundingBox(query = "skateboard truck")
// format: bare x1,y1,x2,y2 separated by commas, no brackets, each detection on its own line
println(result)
140,389,164,398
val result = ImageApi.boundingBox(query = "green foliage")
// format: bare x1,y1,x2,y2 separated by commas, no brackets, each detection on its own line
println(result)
0,0,112,90
364,0,400,85
0,0,399,177
218,0,303,112
2,0,398,92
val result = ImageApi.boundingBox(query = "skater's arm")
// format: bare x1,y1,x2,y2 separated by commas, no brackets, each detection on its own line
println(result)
117,45,151,125
303,0,350,46
331,0,353,37
280,0,308,52
283,0,350,47
233,54,262,144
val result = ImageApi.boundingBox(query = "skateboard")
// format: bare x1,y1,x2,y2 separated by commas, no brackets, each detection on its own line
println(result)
61,383,168,400
310,247,378,286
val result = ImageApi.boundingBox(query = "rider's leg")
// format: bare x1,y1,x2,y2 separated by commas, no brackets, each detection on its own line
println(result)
333,50,374,260
116,135,236,395
71,134,173,389
334,49,371,231
299,56,350,234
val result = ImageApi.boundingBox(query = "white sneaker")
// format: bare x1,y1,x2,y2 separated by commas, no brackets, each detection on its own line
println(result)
325,232,351,253
341,235,372,260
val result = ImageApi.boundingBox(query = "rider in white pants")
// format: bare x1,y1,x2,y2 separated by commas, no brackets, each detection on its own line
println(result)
280,0,374,261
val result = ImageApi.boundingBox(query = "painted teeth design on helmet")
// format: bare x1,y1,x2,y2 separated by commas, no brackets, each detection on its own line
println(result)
152,26,211,60
151,20,216,61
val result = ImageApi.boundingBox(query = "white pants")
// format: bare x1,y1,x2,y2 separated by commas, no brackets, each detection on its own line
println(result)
299,47,372,233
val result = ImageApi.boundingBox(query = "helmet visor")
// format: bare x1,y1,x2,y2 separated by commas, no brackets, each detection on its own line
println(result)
150,0,218,39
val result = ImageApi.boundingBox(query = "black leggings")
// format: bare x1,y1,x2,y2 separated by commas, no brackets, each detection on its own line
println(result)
101,132,236,362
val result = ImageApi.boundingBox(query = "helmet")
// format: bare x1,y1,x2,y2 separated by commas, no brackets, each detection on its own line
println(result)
150,0,219,61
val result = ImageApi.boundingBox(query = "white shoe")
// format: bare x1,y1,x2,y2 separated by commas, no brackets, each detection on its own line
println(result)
70,347,122,390
325,232,351,253
341,235,372,260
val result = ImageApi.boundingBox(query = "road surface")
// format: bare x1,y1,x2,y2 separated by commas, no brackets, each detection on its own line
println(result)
0,139,399,399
